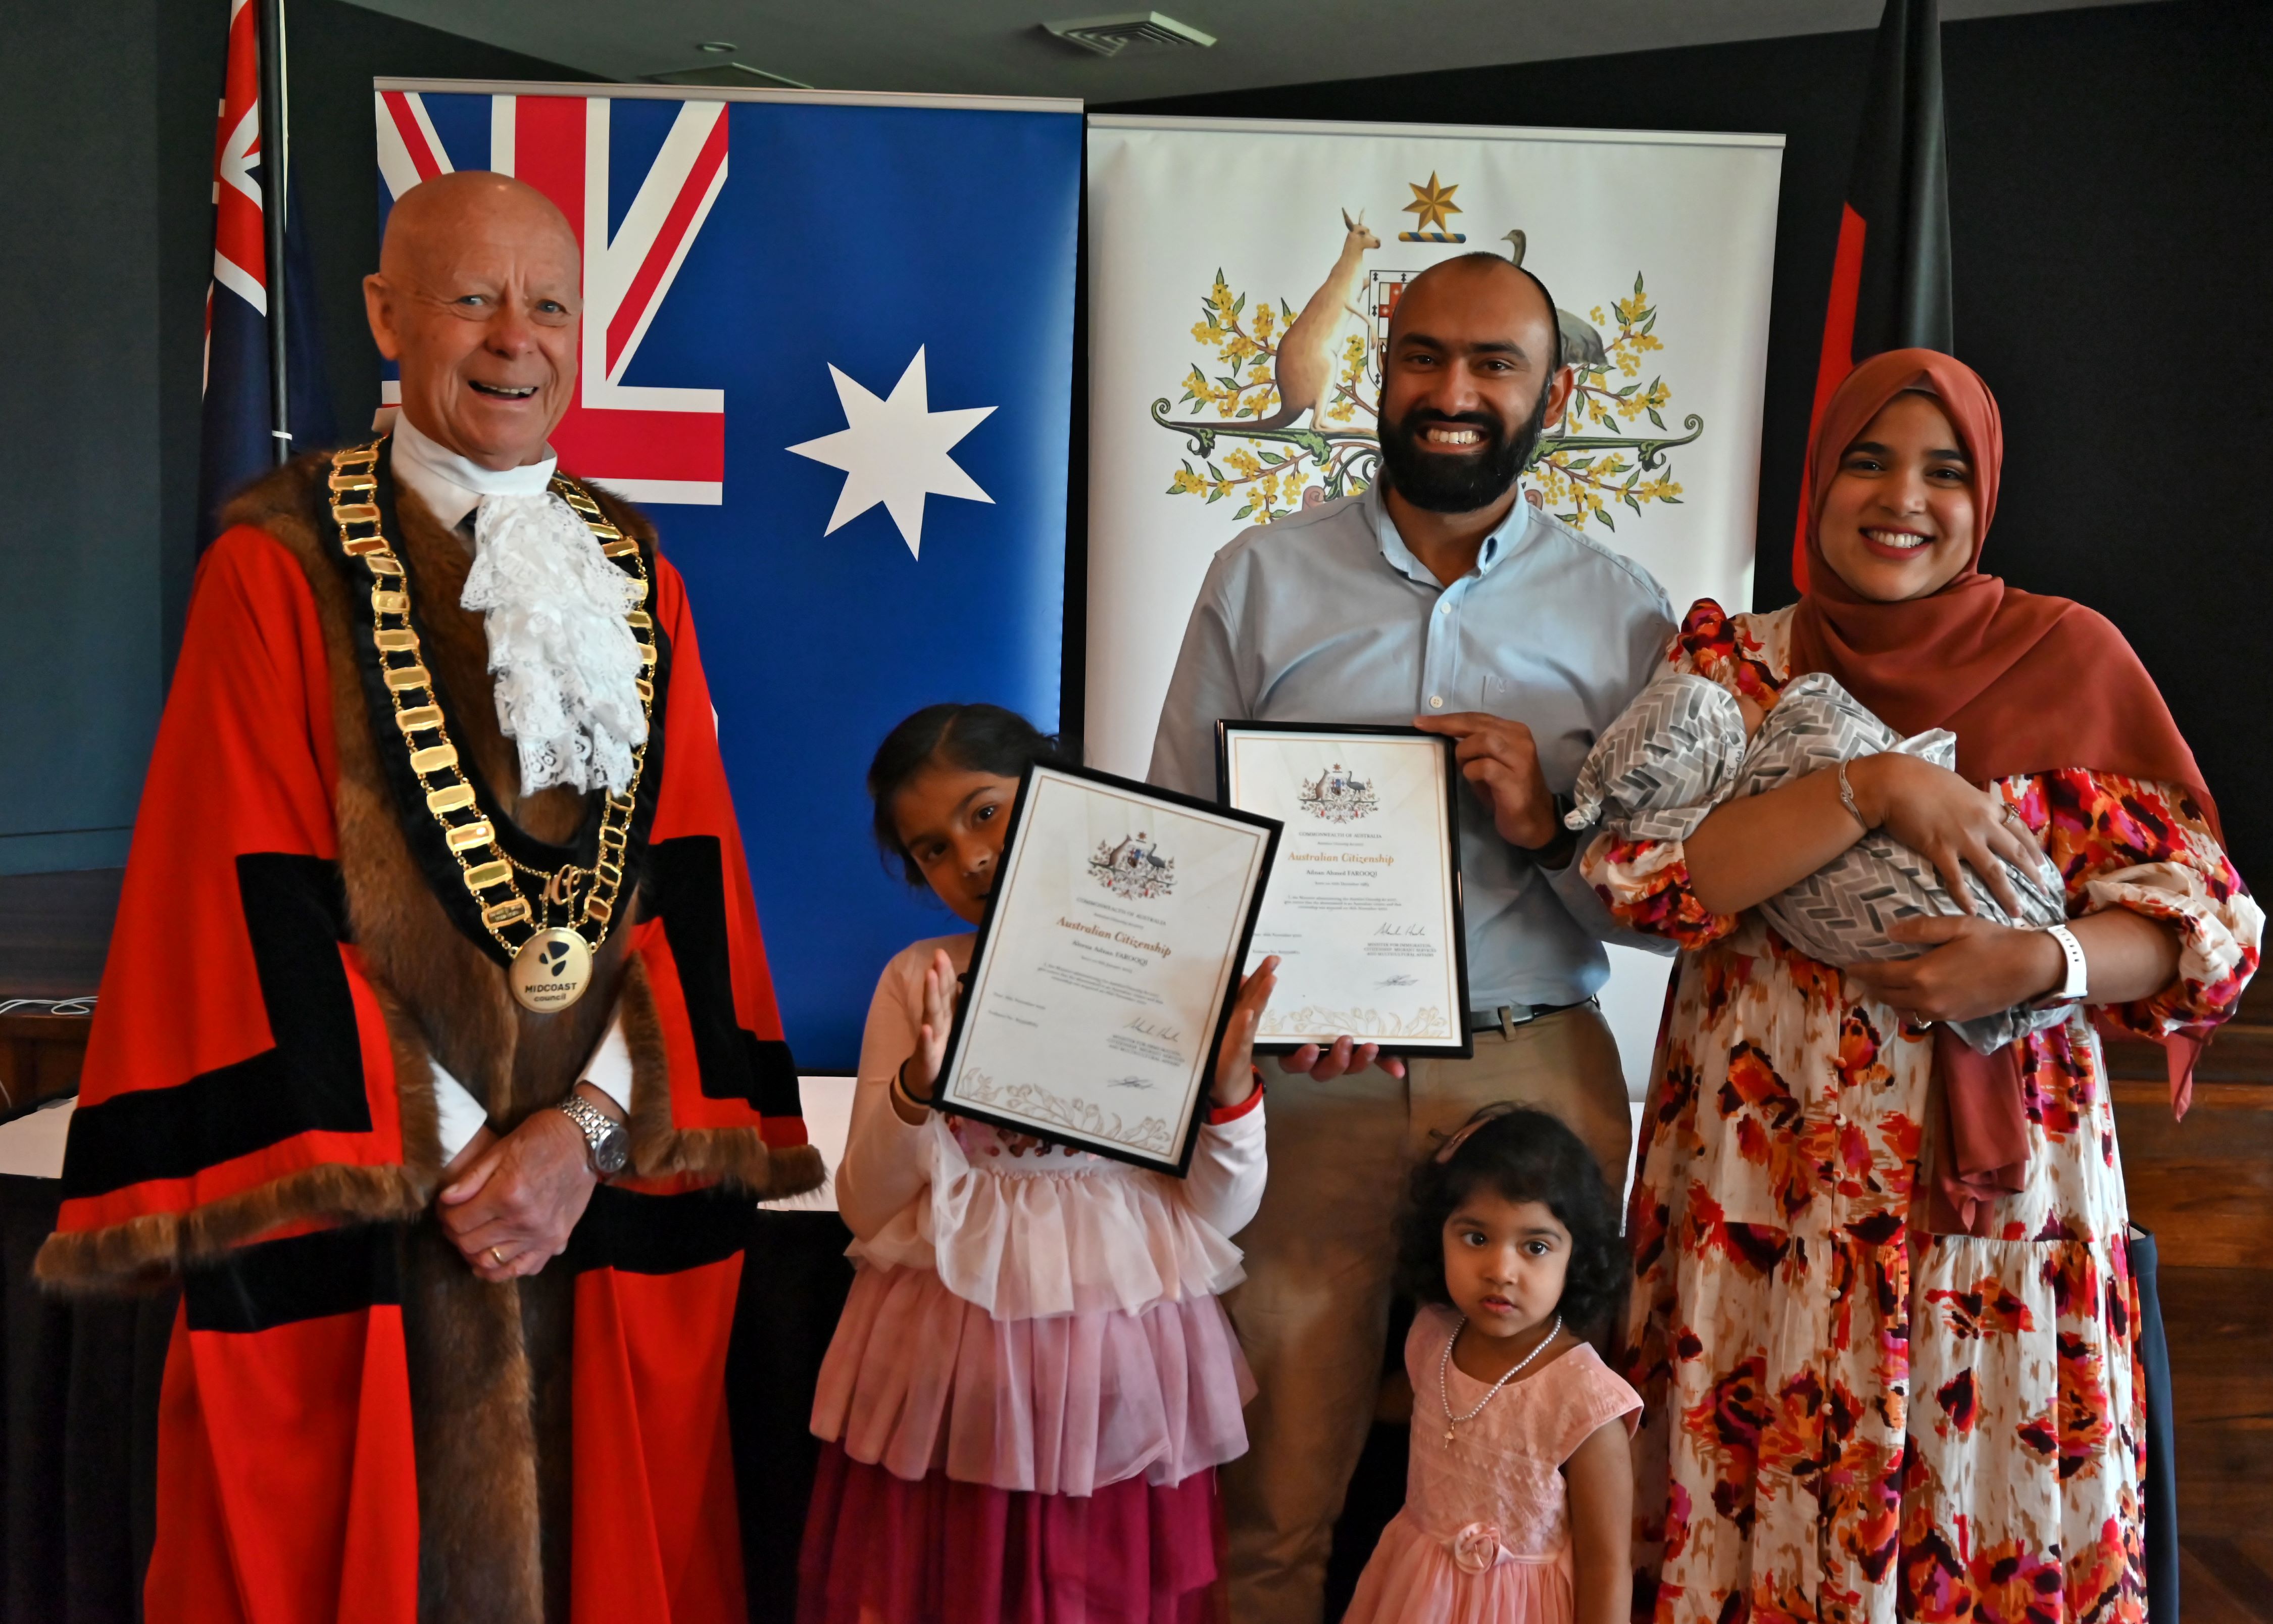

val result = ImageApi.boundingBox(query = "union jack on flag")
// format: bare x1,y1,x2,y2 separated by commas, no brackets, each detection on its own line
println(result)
375,87,728,503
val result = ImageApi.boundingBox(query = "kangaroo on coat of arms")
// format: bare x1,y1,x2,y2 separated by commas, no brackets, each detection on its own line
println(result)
1154,209,1378,437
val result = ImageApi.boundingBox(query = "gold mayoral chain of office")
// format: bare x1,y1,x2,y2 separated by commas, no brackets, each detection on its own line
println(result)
325,438,658,1015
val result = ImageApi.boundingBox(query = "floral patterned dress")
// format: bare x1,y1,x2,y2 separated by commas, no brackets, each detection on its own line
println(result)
1587,601,2261,1624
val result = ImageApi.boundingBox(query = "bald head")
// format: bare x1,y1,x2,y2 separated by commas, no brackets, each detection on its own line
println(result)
1386,252,1559,362
364,171,582,470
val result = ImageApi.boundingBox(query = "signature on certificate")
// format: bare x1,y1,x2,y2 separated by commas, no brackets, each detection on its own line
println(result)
1123,1015,1185,1044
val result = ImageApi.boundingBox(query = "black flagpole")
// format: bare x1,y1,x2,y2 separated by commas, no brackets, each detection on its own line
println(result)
256,0,291,465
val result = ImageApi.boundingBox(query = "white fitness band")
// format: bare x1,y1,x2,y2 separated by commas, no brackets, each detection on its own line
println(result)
2043,923,2089,1001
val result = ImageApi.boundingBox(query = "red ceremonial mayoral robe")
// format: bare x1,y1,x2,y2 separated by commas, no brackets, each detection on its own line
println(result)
35,451,821,1624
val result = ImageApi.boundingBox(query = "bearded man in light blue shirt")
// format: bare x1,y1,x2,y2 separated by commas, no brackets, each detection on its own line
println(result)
1148,253,1675,1623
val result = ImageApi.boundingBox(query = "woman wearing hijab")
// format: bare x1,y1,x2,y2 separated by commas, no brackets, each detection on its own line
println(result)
1587,349,2259,1622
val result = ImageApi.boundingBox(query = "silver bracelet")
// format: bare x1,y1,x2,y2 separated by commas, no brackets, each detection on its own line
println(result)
1835,759,1872,831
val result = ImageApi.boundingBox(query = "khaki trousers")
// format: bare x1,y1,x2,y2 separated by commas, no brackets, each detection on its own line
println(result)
1220,1003,1630,1624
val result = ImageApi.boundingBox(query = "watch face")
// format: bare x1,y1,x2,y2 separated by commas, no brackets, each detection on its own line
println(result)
594,1124,631,1176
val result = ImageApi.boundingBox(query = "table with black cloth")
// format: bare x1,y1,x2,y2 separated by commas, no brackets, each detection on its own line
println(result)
0,1173,853,1624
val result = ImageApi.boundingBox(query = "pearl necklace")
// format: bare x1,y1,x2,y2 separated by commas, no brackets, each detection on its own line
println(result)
1437,1313,1562,1448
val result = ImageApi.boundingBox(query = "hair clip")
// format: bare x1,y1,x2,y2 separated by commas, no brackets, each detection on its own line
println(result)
1433,1118,1488,1164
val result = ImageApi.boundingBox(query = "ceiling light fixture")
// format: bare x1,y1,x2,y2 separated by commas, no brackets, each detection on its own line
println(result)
649,60,814,89
1042,12,1217,58
697,40,736,54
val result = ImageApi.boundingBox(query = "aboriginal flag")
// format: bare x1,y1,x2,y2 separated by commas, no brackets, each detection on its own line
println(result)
1793,0,1953,588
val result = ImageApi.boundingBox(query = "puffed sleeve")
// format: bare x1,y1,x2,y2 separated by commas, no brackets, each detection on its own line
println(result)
1575,599,1766,950
2036,768,2262,1038
830,945,940,1242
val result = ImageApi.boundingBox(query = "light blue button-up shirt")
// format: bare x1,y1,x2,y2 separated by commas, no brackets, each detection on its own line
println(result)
1147,484,1677,1011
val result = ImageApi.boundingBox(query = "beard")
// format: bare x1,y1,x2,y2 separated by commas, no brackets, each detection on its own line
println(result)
1376,373,1555,514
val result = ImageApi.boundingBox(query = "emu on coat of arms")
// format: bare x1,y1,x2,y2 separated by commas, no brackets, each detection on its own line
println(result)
1151,176,1701,535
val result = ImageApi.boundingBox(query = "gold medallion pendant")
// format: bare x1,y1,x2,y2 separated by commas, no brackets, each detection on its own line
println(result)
510,926,596,1013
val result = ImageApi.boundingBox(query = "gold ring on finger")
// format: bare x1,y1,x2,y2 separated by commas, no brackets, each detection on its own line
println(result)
490,1246,506,1266
1999,802,2021,825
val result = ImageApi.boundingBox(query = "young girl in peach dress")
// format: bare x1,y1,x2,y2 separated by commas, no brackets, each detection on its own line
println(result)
1343,1105,1640,1624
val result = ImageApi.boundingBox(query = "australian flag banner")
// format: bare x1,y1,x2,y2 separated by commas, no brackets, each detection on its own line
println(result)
374,83,1081,1067
199,0,333,548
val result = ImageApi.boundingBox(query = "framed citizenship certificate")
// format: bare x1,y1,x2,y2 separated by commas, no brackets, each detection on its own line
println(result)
933,762,1281,1175
1216,722,1471,1058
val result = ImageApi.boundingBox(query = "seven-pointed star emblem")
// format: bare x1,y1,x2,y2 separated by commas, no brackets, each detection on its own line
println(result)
1403,172,1462,235
785,347,996,558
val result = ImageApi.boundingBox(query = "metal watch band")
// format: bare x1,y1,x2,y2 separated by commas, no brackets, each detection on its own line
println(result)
557,1092,627,1173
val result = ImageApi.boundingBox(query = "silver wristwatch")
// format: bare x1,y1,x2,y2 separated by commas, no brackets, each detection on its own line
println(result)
558,1092,630,1176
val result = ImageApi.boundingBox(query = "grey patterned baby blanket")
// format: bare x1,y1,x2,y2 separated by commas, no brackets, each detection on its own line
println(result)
1567,670,2070,1053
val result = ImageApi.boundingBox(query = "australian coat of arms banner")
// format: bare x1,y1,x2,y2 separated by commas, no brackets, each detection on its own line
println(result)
374,80,1081,1068
1079,114,1786,780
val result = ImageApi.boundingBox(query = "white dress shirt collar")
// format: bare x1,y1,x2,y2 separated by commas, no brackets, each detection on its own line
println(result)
389,413,557,530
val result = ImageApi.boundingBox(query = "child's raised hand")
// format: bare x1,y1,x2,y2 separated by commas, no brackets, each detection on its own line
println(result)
1210,956,1279,1110
904,949,958,1103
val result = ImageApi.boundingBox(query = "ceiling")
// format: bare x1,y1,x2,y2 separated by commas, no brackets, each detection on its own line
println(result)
342,0,2158,104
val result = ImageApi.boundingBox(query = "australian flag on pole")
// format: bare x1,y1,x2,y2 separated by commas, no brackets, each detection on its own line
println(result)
198,0,332,549
375,85,1081,1067
1793,0,1952,588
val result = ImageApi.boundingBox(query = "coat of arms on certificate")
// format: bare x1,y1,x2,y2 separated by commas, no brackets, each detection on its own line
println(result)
1297,763,1378,824
1089,831,1177,901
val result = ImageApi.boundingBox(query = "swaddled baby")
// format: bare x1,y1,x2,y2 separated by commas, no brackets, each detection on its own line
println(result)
1567,669,2070,1053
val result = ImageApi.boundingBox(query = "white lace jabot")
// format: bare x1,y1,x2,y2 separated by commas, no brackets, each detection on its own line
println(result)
388,415,648,798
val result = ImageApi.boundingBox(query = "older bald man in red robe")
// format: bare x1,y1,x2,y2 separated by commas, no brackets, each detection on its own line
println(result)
38,172,818,1623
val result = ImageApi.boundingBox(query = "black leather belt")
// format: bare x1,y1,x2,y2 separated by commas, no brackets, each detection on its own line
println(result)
1466,998,1596,1039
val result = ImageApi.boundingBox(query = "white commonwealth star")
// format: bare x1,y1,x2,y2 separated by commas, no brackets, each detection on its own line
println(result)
784,347,996,559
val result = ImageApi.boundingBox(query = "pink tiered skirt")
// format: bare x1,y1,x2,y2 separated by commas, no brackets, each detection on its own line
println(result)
1341,1512,1574,1624
797,1445,1226,1624
811,1261,1255,1496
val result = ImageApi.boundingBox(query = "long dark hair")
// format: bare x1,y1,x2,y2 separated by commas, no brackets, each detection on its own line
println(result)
1395,1103,1624,1334
866,703,1062,885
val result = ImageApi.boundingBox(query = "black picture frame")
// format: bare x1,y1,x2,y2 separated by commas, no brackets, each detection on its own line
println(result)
1215,719,1473,1060
931,759,1282,1176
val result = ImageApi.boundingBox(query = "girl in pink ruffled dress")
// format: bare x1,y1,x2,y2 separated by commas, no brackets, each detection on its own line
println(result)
799,704,1276,1624
1343,1105,1641,1624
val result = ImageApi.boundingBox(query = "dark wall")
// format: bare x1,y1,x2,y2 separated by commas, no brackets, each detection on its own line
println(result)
1110,0,2273,877
0,0,587,880
0,2,209,876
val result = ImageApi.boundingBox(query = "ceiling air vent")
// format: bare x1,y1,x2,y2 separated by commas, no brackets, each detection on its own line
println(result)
1043,12,1217,57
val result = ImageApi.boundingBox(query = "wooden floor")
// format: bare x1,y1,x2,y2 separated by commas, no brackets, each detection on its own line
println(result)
2109,976,2273,1624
